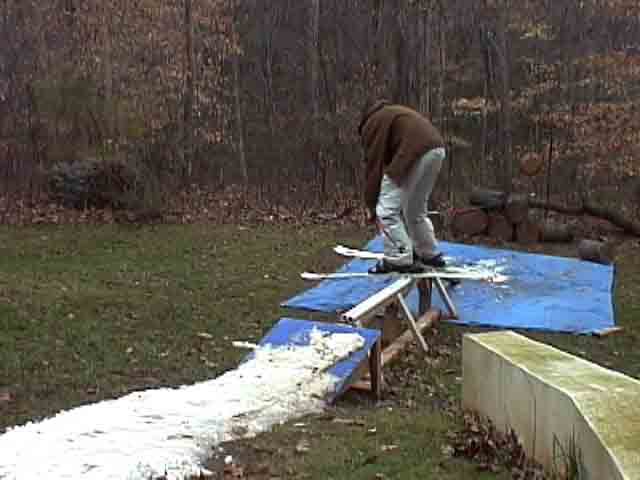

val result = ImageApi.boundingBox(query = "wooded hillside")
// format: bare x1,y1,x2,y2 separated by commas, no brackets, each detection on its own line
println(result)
1,0,639,216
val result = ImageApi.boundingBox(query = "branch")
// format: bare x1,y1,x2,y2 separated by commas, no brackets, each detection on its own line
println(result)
529,198,640,237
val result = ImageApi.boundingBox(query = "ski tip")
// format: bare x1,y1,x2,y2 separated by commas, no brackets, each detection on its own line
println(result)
301,272,323,280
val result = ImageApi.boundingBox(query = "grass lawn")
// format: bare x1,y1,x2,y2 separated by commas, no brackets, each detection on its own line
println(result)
1,223,638,479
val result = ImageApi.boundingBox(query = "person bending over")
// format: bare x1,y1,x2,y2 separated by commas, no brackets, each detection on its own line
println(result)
358,99,446,274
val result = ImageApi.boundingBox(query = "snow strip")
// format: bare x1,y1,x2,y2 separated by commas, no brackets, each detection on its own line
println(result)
0,328,365,480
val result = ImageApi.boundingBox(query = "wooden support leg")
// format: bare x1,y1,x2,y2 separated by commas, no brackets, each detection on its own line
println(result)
380,302,404,348
348,309,440,394
434,277,458,319
417,279,432,315
396,293,430,355
369,339,382,398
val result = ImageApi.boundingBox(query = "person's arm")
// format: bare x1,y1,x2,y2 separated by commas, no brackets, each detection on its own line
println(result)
363,123,391,215
360,144,377,224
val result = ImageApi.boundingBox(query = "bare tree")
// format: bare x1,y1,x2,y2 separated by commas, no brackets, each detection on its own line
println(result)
102,1,114,142
258,3,282,137
2,0,640,210
496,1,513,193
418,5,433,115
183,0,195,178
394,4,410,105
232,0,248,185
309,0,320,122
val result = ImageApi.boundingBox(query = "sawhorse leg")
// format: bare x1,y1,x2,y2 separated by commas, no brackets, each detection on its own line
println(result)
417,279,431,314
433,277,459,319
418,278,459,320
368,339,382,398
396,293,429,355
395,277,459,357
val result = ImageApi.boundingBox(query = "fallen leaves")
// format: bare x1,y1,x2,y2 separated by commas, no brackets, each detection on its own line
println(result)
0,184,367,230
380,444,399,452
295,440,310,453
330,417,366,427
86,386,98,395
223,462,244,479
441,444,455,457
448,412,546,479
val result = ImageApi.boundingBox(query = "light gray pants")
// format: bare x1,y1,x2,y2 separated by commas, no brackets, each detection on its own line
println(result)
376,147,445,266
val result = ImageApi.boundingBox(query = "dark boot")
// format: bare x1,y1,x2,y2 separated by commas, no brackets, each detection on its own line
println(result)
415,252,446,269
368,260,424,274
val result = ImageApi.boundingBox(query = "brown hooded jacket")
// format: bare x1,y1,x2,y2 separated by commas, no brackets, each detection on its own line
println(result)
359,100,444,213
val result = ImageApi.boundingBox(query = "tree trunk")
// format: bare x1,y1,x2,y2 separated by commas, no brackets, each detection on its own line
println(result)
540,222,574,243
309,0,321,191
578,239,615,265
516,220,540,244
309,0,320,121
528,198,582,215
102,1,114,141
469,188,507,209
183,0,195,179
370,0,384,90
232,50,248,186
582,201,640,236
260,3,278,137
529,198,640,236
504,193,529,224
231,2,248,185
394,4,410,105
419,10,431,114
480,47,490,185
488,212,513,242
451,208,489,236
331,0,344,184
438,11,446,126
496,2,513,193
544,130,554,220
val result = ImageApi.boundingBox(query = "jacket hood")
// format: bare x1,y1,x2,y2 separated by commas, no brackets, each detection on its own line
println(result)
357,99,392,135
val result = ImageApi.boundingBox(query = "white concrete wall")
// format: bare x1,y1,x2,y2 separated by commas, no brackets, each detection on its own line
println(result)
462,331,639,480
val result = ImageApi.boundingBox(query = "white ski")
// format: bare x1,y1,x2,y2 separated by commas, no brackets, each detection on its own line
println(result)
301,271,490,281
334,244,466,273
333,245,385,261
328,244,510,283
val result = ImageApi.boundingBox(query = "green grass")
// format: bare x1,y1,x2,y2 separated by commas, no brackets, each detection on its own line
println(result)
1,223,639,479
216,406,511,480
0,223,362,429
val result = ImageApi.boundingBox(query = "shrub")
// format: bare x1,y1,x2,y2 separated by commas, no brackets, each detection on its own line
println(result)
47,156,143,210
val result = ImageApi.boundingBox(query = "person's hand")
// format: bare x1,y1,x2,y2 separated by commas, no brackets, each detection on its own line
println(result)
367,210,377,225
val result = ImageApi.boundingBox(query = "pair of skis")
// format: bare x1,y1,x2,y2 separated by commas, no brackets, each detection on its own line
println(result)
301,245,495,282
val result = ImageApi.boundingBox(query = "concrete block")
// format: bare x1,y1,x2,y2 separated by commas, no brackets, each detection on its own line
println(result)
462,331,640,480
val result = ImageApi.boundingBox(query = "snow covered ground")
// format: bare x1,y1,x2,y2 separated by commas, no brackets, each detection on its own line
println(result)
0,328,365,480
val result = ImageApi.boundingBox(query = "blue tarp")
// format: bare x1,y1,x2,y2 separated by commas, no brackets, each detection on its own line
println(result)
244,318,380,401
282,237,617,335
